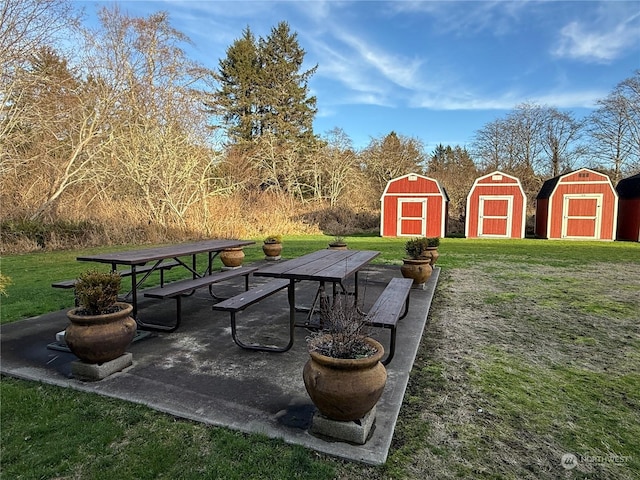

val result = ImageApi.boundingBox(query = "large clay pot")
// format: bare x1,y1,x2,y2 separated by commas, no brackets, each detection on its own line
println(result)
400,258,433,286
425,246,439,266
220,247,245,267
262,242,282,258
303,336,387,421
65,302,136,364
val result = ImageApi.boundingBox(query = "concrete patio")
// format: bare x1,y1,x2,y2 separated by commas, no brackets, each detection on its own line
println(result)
0,263,439,465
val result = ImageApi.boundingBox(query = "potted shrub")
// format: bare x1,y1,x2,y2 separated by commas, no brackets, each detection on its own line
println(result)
400,237,433,286
328,236,348,250
425,236,440,265
303,297,387,422
65,270,136,364
262,234,283,259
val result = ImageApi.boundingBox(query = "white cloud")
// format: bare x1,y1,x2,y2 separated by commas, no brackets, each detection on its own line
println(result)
552,11,640,63
410,86,607,111
332,30,424,90
390,0,532,37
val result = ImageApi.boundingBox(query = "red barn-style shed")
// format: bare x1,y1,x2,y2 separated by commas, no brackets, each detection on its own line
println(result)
616,173,640,242
535,168,618,240
380,173,448,237
465,171,526,239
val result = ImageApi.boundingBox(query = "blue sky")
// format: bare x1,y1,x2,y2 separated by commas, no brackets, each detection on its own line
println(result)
80,1,640,151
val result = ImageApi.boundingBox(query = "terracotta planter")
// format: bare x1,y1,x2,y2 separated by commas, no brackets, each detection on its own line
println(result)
303,336,387,421
400,258,433,286
425,246,439,265
220,247,245,267
262,242,282,258
328,243,348,250
65,302,136,364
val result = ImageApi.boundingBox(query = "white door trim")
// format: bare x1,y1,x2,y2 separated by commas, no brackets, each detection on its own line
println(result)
478,195,513,238
397,198,427,236
561,194,603,239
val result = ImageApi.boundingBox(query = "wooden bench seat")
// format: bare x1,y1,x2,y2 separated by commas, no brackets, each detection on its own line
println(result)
212,278,292,352
364,277,413,365
51,260,182,289
139,266,259,332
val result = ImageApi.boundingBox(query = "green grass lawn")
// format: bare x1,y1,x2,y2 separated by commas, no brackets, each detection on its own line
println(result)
1,236,639,479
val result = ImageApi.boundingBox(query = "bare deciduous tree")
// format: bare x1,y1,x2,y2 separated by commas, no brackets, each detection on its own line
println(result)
84,7,217,226
316,128,360,206
1,45,115,219
541,107,585,177
587,76,638,182
0,0,78,183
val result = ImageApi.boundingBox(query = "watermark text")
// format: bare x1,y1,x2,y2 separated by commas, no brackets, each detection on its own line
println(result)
561,452,632,470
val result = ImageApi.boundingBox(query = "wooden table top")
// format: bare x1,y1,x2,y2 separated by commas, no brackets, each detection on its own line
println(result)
77,239,255,265
254,249,380,282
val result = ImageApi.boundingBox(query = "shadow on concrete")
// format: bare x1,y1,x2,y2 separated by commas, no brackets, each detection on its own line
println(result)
0,263,439,465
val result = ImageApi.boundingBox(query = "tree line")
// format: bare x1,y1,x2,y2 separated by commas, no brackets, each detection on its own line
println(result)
1,1,638,244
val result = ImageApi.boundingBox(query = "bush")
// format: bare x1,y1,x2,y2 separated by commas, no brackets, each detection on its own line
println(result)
0,218,104,252
405,237,430,259
74,270,121,315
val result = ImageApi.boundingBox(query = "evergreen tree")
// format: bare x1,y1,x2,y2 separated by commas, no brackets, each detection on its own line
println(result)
258,22,317,144
208,22,317,147
209,27,261,143
361,131,425,192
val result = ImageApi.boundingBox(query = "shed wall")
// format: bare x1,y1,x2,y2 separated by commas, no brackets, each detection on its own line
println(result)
466,176,525,238
380,174,447,237
537,170,617,240
535,198,549,238
617,198,640,241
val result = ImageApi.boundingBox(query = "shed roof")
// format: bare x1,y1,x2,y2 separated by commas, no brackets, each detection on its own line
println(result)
381,173,450,201
616,173,640,199
536,168,610,200
536,176,561,200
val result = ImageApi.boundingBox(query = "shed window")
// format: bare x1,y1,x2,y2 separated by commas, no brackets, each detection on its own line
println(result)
491,174,503,181
408,174,418,181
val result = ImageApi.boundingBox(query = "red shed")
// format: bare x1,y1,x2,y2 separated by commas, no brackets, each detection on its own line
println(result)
465,171,526,239
616,173,640,242
535,168,618,240
380,173,449,237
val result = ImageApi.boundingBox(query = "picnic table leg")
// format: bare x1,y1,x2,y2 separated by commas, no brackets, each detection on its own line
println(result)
130,265,138,319
228,280,294,352
302,281,329,327
354,271,359,304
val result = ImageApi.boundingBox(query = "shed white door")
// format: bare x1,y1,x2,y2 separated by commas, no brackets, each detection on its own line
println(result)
478,196,512,237
397,199,426,236
561,194,602,239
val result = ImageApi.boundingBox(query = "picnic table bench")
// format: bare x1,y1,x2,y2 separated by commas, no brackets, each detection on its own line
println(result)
141,266,258,332
211,278,291,351
51,259,181,290
364,277,413,365
51,260,182,306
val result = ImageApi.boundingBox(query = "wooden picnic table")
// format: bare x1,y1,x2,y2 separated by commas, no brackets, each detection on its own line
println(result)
254,248,381,328
77,239,255,326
